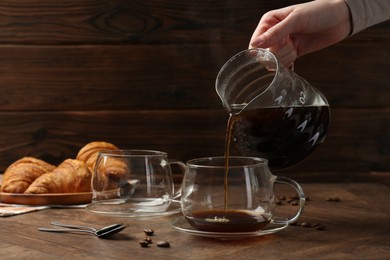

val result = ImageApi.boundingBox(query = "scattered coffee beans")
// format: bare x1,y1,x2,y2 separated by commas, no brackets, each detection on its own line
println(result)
275,193,336,232
139,229,170,248
275,194,306,206
289,221,325,231
157,241,170,248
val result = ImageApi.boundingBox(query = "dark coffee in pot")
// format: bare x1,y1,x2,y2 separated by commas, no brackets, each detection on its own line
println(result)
227,105,330,170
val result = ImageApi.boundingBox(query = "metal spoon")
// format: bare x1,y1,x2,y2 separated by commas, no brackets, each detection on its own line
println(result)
38,222,126,238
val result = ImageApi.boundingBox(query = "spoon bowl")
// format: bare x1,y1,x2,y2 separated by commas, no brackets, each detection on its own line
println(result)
95,224,127,238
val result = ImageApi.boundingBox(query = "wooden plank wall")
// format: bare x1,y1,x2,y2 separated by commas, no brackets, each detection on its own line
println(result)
0,0,389,182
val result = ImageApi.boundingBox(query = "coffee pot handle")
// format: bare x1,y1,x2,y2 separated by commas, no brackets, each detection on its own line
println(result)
272,176,305,224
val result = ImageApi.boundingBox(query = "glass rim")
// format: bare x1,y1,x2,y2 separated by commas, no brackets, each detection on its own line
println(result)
186,156,268,169
97,149,167,158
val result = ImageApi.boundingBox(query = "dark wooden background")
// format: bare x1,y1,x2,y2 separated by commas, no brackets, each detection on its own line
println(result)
0,0,389,183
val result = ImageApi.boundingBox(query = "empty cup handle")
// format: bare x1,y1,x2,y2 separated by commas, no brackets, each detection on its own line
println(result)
272,176,305,225
168,160,186,202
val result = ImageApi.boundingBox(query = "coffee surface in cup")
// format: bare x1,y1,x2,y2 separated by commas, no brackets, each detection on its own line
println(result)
186,209,270,232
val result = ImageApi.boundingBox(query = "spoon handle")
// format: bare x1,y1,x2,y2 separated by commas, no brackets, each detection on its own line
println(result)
50,222,96,232
38,227,94,235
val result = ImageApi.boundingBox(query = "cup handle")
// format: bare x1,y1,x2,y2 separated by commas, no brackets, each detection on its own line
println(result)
168,160,186,202
272,176,305,225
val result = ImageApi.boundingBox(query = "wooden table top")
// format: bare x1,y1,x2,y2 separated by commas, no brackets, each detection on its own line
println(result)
0,183,389,259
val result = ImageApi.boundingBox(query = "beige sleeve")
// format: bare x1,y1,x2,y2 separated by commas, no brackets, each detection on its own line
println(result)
344,0,390,35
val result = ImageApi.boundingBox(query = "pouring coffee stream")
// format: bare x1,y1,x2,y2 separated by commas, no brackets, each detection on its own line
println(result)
218,48,330,209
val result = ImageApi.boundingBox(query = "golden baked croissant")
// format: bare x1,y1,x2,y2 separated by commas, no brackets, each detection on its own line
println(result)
77,141,129,191
1,157,55,193
93,153,130,191
76,141,119,172
24,159,91,194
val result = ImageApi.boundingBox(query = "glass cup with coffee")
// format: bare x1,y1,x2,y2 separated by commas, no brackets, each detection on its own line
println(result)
181,156,304,232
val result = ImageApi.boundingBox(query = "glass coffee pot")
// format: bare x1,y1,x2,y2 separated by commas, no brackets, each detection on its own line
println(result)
216,48,330,170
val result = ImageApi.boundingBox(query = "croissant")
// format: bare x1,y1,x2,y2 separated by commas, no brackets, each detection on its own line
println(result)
93,154,130,191
76,141,119,172
24,159,92,194
1,157,55,193
77,141,129,191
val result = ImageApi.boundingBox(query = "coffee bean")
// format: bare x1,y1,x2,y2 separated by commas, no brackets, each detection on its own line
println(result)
144,229,155,236
290,221,300,226
301,222,311,228
143,237,153,244
288,195,299,200
316,225,326,231
275,200,284,205
326,196,340,202
157,241,170,248
290,200,299,206
139,240,149,248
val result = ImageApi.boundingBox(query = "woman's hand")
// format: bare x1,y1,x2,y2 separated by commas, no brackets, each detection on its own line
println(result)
249,0,351,67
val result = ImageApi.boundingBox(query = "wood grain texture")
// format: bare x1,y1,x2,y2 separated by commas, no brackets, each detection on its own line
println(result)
0,0,388,180
0,38,389,110
0,0,306,44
